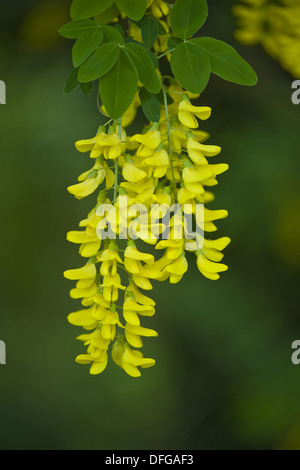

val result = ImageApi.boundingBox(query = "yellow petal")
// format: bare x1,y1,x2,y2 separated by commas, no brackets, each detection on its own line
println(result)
124,297,155,316
68,309,97,328
123,310,140,326
204,208,228,222
64,263,96,281
164,257,188,275
183,167,213,183
122,361,141,377
67,231,99,244
123,163,148,183
67,171,104,199
76,278,95,289
204,237,231,251
178,109,198,129
131,130,161,149
79,241,101,257
124,246,154,264
125,323,158,338
70,283,98,299
75,354,92,365
89,355,108,375
132,274,153,290
125,330,143,348
75,138,97,153
197,254,228,274
127,284,156,306
188,139,221,156
122,348,155,368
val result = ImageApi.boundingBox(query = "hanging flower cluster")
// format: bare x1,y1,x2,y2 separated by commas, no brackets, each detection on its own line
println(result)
61,0,257,377
233,0,300,77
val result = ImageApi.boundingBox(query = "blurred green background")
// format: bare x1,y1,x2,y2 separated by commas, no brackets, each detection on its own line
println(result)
1,0,300,450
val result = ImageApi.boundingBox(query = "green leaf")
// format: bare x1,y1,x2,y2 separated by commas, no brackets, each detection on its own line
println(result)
59,20,99,39
95,4,120,25
71,0,114,20
140,88,161,123
99,49,139,119
148,50,158,68
125,42,161,94
102,25,125,45
171,41,211,94
64,69,79,94
168,36,183,51
72,27,104,68
78,43,120,83
80,81,94,95
114,0,147,21
156,20,168,36
114,24,125,41
191,37,258,86
170,0,208,40
141,17,158,49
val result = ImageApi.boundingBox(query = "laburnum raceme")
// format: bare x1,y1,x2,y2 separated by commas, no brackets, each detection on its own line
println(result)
234,0,300,77
61,0,257,377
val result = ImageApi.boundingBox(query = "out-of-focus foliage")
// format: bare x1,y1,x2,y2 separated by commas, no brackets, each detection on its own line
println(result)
234,0,300,78
0,0,300,450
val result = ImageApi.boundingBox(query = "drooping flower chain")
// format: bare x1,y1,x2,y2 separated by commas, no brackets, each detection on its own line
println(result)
64,1,231,378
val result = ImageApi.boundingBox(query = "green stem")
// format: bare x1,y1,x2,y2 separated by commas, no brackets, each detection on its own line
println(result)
114,160,118,204
157,48,176,60
162,84,178,201
113,119,122,203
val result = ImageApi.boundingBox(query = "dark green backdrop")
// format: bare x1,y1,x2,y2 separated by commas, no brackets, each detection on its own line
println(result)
0,0,300,450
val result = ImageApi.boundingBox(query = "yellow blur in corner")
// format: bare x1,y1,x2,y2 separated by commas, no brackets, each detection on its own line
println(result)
233,0,300,78
19,0,70,50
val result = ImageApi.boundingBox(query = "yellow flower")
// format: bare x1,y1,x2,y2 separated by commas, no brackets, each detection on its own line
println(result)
123,295,155,326
127,282,156,307
76,350,109,375
196,237,231,280
147,0,170,19
67,231,101,258
65,50,231,376
68,308,98,329
64,263,96,281
163,254,188,284
89,354,108,375
102,273,126,303
76,129,125,160
142,149,169,178
202,237,231,262
97,246,123,277
77,329,110,350
101,308,119,341
123,161,148,183
70,283,98,301
182,165,213,194
131,127,162,157
196,253,228,280
178,99,211,129
125,323,158,348
67,167,105,200
124,242,154,274
121,347,155,377
187,135,221,166
112,340,155,378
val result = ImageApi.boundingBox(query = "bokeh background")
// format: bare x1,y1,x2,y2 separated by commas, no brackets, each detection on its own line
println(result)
1,0,300,450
